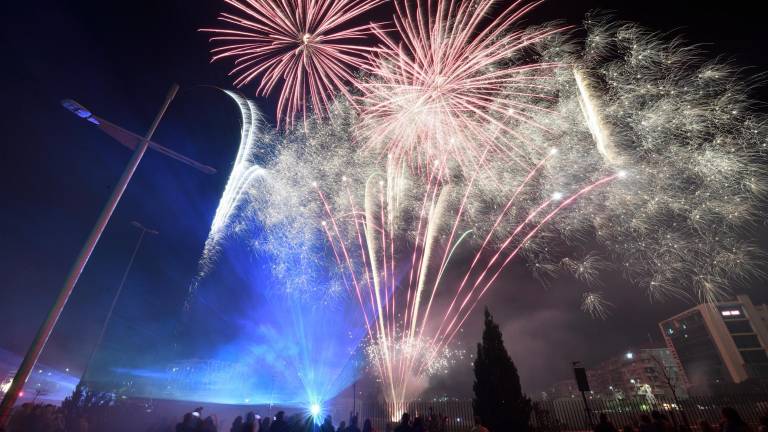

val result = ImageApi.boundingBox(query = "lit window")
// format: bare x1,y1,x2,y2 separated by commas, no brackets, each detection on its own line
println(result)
721,309,742,317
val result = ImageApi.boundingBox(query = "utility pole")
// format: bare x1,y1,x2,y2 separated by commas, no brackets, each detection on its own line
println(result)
80,221,158,383
0,84,215,427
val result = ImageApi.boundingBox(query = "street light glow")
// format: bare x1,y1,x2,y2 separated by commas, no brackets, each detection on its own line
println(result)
61,99,100,125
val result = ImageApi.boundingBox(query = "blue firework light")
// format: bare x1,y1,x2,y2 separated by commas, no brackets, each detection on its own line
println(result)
176,93,367,406
98,93,368,407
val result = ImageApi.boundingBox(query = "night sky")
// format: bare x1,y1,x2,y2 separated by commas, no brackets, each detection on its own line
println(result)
1,0,767,396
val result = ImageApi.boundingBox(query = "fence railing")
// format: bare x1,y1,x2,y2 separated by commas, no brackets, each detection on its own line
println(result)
532,395,768,431
353,395,768,432
357,400,475,431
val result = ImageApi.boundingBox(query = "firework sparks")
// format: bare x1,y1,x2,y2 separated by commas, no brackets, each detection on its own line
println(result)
203,0,385,128
581,291,613,319
357,0,565,174
561,19,768,304
561,253,609,286
366,335,466,378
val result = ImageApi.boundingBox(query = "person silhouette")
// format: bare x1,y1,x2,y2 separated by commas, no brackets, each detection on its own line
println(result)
231,415,244,432
270,411,289,432
394,413,412,432
363,418,375,432
594,413,619,432
348,415,361,432
321,415,335,432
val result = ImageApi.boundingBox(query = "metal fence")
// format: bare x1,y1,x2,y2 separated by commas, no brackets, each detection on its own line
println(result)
353,395,768,432
357,400,475,431
532,395,768,431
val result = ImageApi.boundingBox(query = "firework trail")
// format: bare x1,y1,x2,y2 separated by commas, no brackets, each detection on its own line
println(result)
185,91,269,309
206,92,270,239
198,2,768,413
203,0,385,128
316,156,622,408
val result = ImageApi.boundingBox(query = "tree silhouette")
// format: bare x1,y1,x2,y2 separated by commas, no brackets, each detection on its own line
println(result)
473,308,531,432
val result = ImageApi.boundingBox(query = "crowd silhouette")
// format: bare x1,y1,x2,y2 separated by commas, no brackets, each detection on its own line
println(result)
589,408,763,432
4,402,768,432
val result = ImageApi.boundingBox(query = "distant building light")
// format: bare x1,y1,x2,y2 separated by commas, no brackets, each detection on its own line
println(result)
626,352,634,360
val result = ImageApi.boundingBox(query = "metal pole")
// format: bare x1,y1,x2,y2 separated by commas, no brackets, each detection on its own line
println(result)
581,391,593,429
0,84,179,427
80,222,157,383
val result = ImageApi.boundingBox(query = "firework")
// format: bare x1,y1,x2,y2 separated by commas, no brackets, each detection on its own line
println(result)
357,0,565,174
199,5,768,414
183,91,269,310
365,335,466,378
580,291,612,320
560,253,609,286
557,18,768,304
203,0,385,128
315,159,620,405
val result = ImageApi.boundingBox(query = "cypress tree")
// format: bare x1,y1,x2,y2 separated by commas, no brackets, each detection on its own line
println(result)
473,308,532,432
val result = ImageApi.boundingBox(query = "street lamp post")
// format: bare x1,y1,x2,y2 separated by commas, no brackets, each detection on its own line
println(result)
80,221,158,383
0,84,215,427
572,361,594,429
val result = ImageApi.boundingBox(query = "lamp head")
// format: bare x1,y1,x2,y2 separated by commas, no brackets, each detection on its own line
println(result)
61,99,100,125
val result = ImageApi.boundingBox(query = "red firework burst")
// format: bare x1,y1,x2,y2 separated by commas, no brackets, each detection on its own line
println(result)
203,0,385,128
